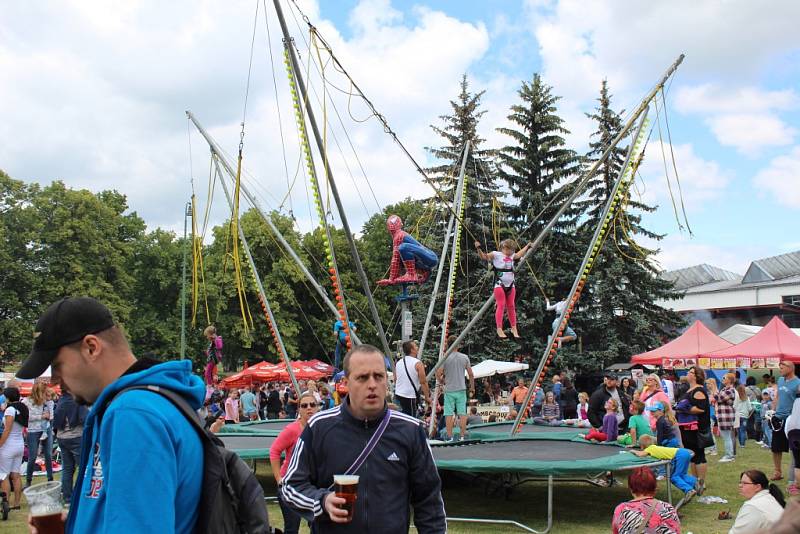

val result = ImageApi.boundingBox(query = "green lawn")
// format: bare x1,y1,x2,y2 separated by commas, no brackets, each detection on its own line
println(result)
2,437,790,533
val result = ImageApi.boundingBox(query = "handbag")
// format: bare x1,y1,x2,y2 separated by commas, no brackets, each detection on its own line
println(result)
401,357,421,404
635,500,658,534
697,427,715,448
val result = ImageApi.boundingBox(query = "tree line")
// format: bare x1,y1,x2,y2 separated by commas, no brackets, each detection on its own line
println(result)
0,75,683,375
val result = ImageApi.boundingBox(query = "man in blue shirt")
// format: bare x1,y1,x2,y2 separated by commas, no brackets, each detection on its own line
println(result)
772,361,800,482
16,297,204,533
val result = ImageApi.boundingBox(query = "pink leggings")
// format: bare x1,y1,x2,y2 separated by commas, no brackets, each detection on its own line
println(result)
493,286,517,328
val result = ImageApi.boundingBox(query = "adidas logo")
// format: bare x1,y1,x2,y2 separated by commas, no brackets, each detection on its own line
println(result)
387,452,400,462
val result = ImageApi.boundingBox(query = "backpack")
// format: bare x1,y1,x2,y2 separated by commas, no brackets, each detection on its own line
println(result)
103,385,272,534
9,402,28,427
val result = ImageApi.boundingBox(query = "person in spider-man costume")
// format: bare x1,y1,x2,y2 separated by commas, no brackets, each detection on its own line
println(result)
377,215,438,286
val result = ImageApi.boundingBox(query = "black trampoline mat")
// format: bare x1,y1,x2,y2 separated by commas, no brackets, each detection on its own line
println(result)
219,434,276,450
472,423,574,434
433,440,621,462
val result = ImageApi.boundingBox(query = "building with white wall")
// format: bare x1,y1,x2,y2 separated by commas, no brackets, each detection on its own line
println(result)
655,250,800,333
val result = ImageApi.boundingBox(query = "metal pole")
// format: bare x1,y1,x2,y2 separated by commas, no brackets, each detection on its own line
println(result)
180,200,190,360
508,110,650,436
184,110,361,345
428,153,469,436
417,142,469,360
213,156,302,395
272,0,392,358
427,53,684,381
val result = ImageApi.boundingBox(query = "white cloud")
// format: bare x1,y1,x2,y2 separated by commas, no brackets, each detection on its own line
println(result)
637,143,731,211
0,0,490,234
674,84,798,155
707,113,796,155
650,234,760,274
753,146,800,209
675,84,798,115
524,0,800,153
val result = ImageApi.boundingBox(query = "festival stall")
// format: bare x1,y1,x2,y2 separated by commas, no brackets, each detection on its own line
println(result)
630,320,733,368
699,316,800,369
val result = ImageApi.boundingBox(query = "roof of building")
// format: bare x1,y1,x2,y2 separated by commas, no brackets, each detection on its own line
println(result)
743,250,800,283
660,250,800,293
660,264,742,291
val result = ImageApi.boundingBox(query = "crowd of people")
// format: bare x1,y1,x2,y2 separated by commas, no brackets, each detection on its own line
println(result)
2,296,800,534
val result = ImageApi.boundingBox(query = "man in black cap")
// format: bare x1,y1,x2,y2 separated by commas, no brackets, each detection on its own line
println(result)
17,297,206,533
588,373,630,432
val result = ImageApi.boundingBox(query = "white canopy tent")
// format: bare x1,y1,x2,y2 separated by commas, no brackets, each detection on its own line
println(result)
719,324,800,344
470,359,529,379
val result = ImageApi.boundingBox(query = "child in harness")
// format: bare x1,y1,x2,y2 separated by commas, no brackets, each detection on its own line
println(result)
475,239,531,339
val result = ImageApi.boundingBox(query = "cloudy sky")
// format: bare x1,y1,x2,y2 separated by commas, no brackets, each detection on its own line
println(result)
2,0,798,275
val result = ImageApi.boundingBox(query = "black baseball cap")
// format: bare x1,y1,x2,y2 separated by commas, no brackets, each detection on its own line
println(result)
604,372,618,380
17,297,115,379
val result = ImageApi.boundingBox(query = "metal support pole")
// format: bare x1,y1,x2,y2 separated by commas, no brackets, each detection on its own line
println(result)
273,0,392,358
508,110,650,436
184,110,361,346
417,142,470,360
400,301,413,342
426,54,685,381
213,157,302,395
427,154,469,436
180,200,191,360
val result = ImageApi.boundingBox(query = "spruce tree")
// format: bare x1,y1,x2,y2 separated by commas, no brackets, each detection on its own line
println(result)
420,75,505,362
569,80,684,371
496,74,582,364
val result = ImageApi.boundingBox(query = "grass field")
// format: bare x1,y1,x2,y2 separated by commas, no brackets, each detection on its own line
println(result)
2,437,790,533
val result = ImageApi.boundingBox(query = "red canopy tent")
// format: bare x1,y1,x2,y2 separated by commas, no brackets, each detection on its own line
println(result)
274,361,330,381
219,361,281,389
701,316,800,365
631,320,733,365
305,359,335,375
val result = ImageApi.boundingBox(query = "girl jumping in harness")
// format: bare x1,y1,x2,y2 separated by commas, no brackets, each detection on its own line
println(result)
475,239,531,339
203,325,223,386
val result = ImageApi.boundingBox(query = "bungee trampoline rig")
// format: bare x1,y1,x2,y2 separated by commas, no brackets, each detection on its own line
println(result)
184,2,689,532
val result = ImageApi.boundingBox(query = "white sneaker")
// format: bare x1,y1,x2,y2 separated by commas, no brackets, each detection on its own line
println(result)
756,441,764,445
719,456,734,463
656,475,665,481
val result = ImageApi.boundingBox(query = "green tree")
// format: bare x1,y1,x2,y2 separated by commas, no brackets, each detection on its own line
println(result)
0,171,39,364
569,81,684,371
495,74,582,363
423,75,507,362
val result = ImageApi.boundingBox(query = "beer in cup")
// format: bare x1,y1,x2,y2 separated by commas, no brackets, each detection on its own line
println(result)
23,481,65,534
333,474,359,522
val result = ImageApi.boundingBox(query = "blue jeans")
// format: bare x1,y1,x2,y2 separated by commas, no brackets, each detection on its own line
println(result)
721,428,735,458
58,436,82,502
763,419,773,447
738,424,747,446
670,449,697,493
278,493,314,534
25,430,53,483
398,240,438,270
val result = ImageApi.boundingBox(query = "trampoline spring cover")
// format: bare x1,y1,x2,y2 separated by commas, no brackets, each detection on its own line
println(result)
432,439,665,477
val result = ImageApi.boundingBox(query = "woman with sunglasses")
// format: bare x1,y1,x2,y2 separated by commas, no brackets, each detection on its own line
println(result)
729,469,785,533
270,391,319,534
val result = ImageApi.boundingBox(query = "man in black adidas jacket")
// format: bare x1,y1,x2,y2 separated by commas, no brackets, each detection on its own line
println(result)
280,344,446,533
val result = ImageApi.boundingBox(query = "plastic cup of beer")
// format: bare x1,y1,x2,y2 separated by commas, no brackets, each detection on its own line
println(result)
23,481,64,534
333,475,359,522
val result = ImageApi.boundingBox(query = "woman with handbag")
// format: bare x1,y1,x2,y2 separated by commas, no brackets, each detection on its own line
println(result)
676,366,711,495
611,467,680,534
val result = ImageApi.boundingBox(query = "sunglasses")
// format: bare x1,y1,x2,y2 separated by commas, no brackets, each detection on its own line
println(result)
300,402,318,409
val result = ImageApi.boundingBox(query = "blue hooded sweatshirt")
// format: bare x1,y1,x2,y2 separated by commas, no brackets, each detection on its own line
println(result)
66,360,205,534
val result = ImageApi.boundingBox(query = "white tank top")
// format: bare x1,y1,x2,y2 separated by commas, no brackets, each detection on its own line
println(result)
395,356,421,399
491,253,515,287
